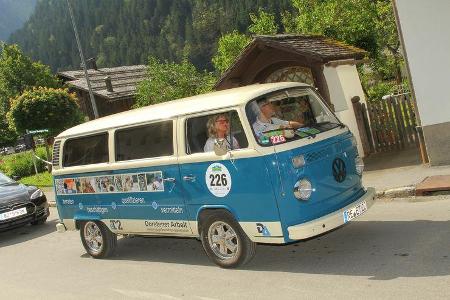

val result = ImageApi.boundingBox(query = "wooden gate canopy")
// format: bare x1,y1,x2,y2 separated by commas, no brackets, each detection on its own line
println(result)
214,34,367,106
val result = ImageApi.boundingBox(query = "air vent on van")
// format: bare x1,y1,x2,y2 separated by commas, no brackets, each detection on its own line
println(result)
305,147,332,163
52,140,61,168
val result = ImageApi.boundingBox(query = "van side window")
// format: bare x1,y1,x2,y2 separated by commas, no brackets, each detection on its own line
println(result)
115,121,173,161
63,133,109,167
186,110,248,154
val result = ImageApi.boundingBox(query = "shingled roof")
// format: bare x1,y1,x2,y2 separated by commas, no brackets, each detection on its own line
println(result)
215,34,367,89
254,34,367,61
58,65,147,101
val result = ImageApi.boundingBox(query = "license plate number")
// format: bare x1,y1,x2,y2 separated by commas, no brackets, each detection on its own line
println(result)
343,201,367,223
0,207,27,221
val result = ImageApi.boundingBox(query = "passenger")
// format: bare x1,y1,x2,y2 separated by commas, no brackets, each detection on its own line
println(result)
204,113,240,152
252,98,303,137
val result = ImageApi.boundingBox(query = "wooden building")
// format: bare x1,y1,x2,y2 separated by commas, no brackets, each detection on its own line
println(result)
215,34,370,156
58,65,147,119
215,34,367,106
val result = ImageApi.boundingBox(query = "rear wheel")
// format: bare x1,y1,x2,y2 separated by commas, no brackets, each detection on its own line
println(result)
200,211,256,268
80,221,117,258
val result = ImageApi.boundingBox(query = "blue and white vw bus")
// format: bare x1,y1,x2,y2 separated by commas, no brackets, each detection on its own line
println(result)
53,82,375,268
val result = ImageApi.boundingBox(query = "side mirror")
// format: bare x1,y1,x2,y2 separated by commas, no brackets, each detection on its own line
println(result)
213,138,228,156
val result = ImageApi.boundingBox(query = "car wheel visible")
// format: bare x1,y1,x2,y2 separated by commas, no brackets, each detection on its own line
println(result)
200,211,256,268
80,221,117,258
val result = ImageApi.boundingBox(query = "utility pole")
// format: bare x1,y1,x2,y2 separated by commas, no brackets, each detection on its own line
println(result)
66,0,99,119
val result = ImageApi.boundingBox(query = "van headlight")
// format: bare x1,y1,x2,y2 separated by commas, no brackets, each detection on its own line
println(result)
294,179,313,201
355,156,364,176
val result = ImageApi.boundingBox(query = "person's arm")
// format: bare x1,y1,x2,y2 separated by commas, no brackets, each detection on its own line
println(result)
286,120,303,129
203,138,214,152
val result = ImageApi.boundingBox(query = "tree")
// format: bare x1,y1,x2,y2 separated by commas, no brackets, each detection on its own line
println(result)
212,9,280,73
0,118,18,147
248,8,279,35
7,87,84,137
134,56,215,108
212,31,251,74
0,43,60,113
284,0,403,100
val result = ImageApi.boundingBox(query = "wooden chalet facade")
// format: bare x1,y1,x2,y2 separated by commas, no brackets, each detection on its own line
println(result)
58,65,146,119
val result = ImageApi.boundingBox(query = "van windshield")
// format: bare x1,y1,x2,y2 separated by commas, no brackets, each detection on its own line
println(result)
246,87,341,146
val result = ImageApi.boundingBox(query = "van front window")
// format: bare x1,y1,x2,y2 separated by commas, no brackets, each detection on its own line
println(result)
246,88,341,146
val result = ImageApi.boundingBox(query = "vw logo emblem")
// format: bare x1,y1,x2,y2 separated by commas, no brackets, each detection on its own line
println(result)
332,158,346,183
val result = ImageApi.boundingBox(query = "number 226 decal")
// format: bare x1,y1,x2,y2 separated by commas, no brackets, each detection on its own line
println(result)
205,163,232,197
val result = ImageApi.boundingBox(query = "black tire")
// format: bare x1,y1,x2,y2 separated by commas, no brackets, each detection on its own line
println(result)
31,217,47,225
80,221,117,259
200,211,256,268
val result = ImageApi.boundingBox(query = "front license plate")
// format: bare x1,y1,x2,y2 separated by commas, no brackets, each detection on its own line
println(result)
0,207,27,221
343,201,367,223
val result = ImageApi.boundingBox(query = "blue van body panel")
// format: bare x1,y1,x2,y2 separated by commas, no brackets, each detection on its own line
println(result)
179,156,281,223
262,131,363,241
55,130,365,243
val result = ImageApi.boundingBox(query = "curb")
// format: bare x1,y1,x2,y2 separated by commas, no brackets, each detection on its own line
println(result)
376,185,416,198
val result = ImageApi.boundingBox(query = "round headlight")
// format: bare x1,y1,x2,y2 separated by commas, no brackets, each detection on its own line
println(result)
294,179,313,201
355,156,364,176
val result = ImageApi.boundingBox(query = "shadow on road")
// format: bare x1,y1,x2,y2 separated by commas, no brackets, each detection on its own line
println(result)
94,220,450,280
0,219,57,248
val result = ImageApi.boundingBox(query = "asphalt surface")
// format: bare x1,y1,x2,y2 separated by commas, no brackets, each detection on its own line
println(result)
0,197,449,300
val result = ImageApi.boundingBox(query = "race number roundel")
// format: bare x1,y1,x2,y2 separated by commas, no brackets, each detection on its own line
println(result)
205,163,232,197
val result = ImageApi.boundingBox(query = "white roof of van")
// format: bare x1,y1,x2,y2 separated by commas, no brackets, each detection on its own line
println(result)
57,82,308,138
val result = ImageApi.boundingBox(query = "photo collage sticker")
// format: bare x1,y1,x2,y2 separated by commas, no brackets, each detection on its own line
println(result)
55,171,164,195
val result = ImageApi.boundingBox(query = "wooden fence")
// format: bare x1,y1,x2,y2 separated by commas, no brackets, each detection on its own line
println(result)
353,92,419,155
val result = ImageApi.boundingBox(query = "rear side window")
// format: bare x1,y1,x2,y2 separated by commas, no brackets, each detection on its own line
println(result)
63,133,109,167
115,121,173,161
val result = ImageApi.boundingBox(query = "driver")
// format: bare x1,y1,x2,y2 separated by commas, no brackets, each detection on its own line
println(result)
252,98,302,137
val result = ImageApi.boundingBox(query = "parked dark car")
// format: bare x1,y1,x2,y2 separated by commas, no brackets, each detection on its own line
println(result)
0,172,49,231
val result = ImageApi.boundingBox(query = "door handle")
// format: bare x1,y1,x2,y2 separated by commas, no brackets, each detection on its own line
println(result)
163,177,176,183
183,175,196,182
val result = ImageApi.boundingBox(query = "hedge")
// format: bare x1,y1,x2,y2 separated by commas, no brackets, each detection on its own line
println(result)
0,147,49,178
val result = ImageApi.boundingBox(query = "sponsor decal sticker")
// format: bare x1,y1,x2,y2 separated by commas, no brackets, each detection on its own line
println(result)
205,163,232,197
121,197,145,204
55,171,164,196
144,220,190,233
256,223,271,236
160,206,183,214
86,206,108,214
62,199,74,205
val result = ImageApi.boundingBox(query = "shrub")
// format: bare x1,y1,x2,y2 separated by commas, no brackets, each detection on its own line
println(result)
0,147,48,177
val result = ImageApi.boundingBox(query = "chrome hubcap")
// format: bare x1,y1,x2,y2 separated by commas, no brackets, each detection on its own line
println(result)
84,221,103,254
208,221,239,260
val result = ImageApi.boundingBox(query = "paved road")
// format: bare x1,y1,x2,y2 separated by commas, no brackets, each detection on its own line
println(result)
1,197,449,300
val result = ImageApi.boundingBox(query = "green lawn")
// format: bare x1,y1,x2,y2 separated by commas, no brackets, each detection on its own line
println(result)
19,171,53,188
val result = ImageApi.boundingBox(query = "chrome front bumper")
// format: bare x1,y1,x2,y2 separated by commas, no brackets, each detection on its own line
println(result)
287,187,376,240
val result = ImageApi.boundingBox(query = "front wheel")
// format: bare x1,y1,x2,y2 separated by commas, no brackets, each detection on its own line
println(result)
200,212,256,268
80,221,117,258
